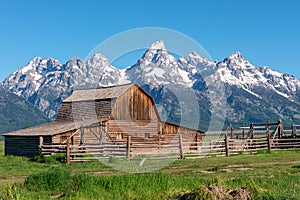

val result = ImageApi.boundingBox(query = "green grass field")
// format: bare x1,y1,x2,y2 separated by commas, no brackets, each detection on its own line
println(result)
0,140,300,199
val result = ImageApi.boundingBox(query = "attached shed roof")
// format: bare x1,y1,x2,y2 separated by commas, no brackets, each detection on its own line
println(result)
3,121,79,137
64,83,133,102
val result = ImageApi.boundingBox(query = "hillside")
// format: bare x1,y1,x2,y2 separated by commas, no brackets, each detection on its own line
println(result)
0,84,50,135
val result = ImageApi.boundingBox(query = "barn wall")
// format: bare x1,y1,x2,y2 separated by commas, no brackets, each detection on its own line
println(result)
111,85,158,121
5,136,51,157
50,125,109,146
81,125,104,145
106,120,159,142
52,130,78,145
62,123,110,145
161,122,202,142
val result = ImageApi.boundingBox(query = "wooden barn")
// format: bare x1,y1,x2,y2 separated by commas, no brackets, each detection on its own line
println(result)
3,83,203,157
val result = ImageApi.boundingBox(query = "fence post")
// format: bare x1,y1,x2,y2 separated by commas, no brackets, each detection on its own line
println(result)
179,134,184,159
99,124,103,145
242,124,245,139
225,134,229,157
127,136,131,161
278,119,283,138
292,124,296,138
66,137,71,165
267,130,271,152
39,136,43,155
250,123,254,139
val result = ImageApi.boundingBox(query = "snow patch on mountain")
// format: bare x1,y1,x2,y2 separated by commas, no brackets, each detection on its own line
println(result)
215,52,300,100
125,40,194,87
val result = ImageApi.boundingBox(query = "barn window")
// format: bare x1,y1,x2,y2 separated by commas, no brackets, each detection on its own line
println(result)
144,133,150,138
116,133,123,140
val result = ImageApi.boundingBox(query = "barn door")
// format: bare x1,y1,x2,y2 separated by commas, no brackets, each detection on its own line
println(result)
80,123,115,145
80,124,103,145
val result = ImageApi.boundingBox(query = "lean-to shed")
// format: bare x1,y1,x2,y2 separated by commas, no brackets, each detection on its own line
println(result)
3,83,203,157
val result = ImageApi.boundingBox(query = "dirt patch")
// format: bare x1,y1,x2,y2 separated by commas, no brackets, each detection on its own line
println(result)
236,168,252,171
93,171,112,175
50,193,64,199
0,176,26,184
170,184,251,200
199,170,215,174
227,164,244,168
222,168,234,173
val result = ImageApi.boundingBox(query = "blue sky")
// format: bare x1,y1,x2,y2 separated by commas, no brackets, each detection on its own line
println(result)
0,0,299,81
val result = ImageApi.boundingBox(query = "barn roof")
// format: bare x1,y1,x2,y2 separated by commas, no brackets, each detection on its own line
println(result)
55,83,141,123
64,83,133,102
55,99,113,122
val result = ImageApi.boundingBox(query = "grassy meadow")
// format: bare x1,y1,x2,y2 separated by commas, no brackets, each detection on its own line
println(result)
0,140,300,199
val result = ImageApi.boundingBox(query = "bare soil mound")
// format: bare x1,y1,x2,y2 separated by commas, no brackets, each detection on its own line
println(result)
170,184,251,200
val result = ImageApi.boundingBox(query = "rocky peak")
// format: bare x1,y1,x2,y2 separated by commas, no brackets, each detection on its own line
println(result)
86,53,115,72
227,51,244,60
138,40,175,68
126,40,192,87
149,40,166,51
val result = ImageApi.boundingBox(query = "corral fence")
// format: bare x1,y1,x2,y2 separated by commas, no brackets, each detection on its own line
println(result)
40,123,300,164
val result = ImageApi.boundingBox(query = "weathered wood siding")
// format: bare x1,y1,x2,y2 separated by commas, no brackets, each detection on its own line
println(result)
110,85,158,121
81,125,104,145
52,130,77,144
107,120,159,142
161,122,202,142
56,100,113,122
5,136,51,157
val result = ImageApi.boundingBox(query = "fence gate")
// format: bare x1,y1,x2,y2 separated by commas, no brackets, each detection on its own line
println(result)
66,124,123,162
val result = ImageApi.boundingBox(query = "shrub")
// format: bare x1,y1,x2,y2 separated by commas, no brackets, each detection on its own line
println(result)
209,166,220,172
24,167,71,193
30,154,65,164
292,164,300,169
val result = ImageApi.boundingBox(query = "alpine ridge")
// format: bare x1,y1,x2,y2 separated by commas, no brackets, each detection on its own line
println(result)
2,40,300,129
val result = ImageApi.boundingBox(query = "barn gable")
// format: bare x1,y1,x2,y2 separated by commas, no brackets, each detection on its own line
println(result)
55,83,160,123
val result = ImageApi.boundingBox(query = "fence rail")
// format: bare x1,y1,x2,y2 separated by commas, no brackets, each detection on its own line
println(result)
39,134,300,163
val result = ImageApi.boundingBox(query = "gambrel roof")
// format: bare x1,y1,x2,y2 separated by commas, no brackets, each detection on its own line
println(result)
63,83,133,102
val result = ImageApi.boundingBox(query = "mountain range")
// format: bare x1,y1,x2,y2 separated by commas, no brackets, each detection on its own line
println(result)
2,40,300,132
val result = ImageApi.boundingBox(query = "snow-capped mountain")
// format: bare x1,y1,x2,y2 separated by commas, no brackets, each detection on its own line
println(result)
215,52,300,100
125,40,193,87
3,54,121,118
2,40,300,129
212,52,300,125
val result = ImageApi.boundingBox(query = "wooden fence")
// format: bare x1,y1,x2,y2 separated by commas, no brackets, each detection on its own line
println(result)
39,134,300,164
